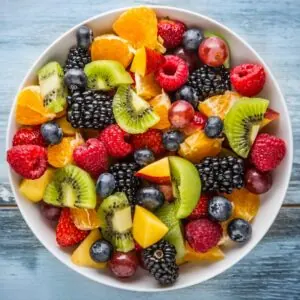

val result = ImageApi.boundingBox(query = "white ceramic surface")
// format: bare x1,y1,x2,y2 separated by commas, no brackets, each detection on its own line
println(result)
6,6,293,292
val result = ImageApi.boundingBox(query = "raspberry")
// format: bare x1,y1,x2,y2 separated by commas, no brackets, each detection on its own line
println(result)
158,19,186,49
7,145,47,179
12,127,46,147
156,55,189,92
230,64,266,97
73,138,108,178
188,194,211,220
56,208,89,247
250,133,286,172
131,129,165,155
99,124,133,158
185,218,222,253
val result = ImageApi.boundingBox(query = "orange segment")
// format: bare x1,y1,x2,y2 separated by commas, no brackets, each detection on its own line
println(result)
70,208,102,230
135,73,161,100
184,242,224,262
56,116,79,136
223,188,260,222
91,35,134,68
199,91,240,119
178,130,223,163
112,7,158,49
16,86,55,125
149,92,171,130
48,134,84,168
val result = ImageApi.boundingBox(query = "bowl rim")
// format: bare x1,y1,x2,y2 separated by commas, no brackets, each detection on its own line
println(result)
6,5,293,292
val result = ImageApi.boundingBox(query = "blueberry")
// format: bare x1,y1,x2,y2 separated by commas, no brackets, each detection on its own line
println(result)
96,173,116,199
40,122,63,145
175,86,198,108
64,69,87,92
90,239,113,262
208,196,232,221
182,28,204,52
162,130,185,151
136,187,165,211
134,149,155,166
76,25,93,49
227,218,252,243
204,116,223,138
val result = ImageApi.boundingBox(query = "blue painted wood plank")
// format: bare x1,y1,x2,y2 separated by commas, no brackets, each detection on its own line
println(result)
0,207,299,299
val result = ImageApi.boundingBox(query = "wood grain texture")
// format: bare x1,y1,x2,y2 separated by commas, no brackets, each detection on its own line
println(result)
1,0,300,299
0,207,299,300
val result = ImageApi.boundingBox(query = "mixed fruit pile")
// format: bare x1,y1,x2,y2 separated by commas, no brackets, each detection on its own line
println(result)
7,7,287,286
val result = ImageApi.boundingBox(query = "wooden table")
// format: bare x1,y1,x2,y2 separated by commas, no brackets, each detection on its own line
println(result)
1,0,299,299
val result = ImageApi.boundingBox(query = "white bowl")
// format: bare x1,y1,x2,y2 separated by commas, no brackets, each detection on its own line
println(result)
6,5,293,292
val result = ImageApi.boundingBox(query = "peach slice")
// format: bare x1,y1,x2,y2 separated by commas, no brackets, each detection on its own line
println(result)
260,108,280,129
133,205,168,248
131,46,165,76
135,157,171,184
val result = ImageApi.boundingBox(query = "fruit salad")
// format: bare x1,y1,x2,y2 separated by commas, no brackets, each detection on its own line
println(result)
7,7,287,286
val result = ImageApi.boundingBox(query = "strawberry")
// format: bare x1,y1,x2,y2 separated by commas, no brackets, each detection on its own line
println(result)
144,47,165,74
158,19,186,49
7,145,47,179
188,194,211,220
12,127,46,147
156,55,189,92
250,133,286,172
230,64,266,97
73,138,108,178
130,129,165,155
185,218,222,253
56,208,89,247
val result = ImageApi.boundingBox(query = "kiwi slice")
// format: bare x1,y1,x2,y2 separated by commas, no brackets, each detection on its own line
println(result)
38,61,67,113
156,203,186,261
168,156,201,219
84,60,133,90
97,192,134,252
43,165,96,209
204,31,230,68
224,98,269,158
113,85,160,134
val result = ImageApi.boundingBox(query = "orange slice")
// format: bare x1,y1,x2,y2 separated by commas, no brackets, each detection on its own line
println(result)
149,92,171,130
48,134,84,168
91,34,134,68
15,86,55,125
135,73,161,100
56,116,79,136
223,188,260,222
179,130,223,163
184,242,224,262
199,91,240,119
70,208,102,230
113,7,158,49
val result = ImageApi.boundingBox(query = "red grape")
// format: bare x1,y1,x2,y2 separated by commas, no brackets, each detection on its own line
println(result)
168,100,195,128
198,37,228,67
245,168,272,194
109,251,138,278
158,184,174,202
173,47,199,72
40,202,61,221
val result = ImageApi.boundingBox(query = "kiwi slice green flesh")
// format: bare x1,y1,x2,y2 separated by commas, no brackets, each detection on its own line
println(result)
156,203,186,261
84,60,133,91
168,156,201,219
43,165,96,209
38,61,67,113
224,98,269,158
204,31,230,68
97,192,134,252
113,85,160,134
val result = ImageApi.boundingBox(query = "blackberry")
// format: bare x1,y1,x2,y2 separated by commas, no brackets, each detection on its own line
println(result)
142,240,178,286
195,156,244,194
109,162,140,205
187,65,231,102
67,90,115,129
64,47,91,73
